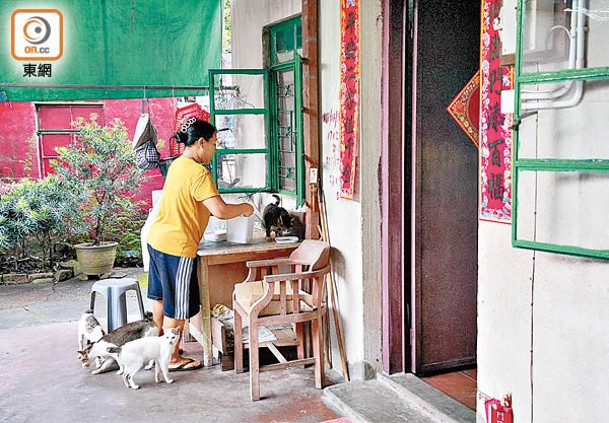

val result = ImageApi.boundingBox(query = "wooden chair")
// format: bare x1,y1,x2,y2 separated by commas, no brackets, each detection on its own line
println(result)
232,239,331,401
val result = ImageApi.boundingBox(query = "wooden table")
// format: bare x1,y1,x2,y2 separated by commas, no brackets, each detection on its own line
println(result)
188,233,300,366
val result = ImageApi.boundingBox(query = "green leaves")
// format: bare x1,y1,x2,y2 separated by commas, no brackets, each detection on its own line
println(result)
0,115,145,269
52,116,144,245
0,177,88,258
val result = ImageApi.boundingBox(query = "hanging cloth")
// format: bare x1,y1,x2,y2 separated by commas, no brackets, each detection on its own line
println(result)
133,112,160,170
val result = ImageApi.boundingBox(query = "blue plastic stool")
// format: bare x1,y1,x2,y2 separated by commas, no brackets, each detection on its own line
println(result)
89,278,145,332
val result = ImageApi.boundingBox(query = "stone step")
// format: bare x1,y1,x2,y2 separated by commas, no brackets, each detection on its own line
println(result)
323,373,476,423
324,378,439,423
377,373,476,423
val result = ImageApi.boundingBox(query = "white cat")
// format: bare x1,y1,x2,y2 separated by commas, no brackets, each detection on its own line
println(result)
77,313,157,374
108,327,180,390
77,309,105,352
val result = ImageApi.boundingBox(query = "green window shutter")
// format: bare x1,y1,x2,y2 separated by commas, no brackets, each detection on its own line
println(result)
294,53,305,206
207,16,304,201
209,69,272,194
513,0,609,260
268,16,305,205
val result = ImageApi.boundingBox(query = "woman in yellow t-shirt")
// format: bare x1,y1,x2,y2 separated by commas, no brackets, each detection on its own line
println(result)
147,119,253,371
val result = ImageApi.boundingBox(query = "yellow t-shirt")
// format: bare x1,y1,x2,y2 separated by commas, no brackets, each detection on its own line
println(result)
147,156,219,258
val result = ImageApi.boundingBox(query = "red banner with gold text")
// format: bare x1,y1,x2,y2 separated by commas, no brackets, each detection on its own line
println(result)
339,0,360,200
479,0,513,222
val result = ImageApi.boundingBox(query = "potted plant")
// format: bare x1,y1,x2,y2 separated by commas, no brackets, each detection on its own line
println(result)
53,115,144,276
0,176,87,272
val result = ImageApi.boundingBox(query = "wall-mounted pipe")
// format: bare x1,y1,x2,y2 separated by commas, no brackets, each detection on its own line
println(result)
521,19,576,101
521,81,571,100
522,0,585,110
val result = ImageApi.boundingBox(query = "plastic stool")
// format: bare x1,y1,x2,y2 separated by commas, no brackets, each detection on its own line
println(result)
89,278,145,332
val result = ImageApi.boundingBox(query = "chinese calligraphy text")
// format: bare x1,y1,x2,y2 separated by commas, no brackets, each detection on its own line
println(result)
339,0,360,199
480,0,513,223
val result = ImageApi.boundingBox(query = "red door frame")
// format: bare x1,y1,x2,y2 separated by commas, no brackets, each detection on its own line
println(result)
381,0,408,374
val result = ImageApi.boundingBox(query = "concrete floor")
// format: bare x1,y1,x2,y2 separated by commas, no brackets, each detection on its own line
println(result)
0,268,340,423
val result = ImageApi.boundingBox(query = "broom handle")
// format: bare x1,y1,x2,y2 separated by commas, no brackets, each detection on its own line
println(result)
324,306,333,368
319,223,332,369
318,189,350,382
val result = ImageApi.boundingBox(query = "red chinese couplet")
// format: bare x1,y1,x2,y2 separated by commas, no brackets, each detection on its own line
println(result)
339,0,360,200
479,0,513,223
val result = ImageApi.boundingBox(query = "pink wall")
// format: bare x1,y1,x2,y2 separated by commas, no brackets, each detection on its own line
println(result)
0,102,39,180
104,98,176,208
0,98,178,209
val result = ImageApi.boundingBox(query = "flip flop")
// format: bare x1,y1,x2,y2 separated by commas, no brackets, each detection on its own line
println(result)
168,357,203,372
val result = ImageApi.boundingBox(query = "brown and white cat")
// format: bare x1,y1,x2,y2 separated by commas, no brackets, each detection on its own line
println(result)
107,327,180,390
77,309,105,351
77,312,157,374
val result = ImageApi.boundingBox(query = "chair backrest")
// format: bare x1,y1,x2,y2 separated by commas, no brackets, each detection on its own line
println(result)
288,239,330,271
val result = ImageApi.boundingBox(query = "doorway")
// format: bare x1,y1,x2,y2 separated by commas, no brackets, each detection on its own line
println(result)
381,0,480,390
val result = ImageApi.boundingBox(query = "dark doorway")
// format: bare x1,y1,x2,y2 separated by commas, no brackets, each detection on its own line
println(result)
409,0,480,374
382,0,479,376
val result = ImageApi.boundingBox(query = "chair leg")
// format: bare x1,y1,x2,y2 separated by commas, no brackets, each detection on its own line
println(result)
234,311,244,374
312,317,325,389
249,321,260,401
106,293,117,333
296,322,305,360
134,285,145,319
89,291,96,313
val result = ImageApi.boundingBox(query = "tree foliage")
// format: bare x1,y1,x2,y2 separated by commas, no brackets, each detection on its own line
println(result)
52,115,144,246
0,177,87,269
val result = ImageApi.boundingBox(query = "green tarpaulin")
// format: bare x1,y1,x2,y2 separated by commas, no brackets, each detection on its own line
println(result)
0,0,221,101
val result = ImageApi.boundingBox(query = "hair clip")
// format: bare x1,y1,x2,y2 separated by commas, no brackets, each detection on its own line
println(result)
179,117,197,133
217,127,231,132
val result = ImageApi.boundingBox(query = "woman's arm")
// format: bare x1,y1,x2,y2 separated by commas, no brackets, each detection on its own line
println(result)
203,196,254,220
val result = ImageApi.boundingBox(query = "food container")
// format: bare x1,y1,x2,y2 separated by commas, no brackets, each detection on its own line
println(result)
226,215,254,244
203,217,227,243
204,231,227,243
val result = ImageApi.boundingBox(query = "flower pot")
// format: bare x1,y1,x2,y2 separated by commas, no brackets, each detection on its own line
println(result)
74,241,118,276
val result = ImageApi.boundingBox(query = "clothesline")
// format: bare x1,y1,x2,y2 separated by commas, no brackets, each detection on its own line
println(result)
0,83,210,91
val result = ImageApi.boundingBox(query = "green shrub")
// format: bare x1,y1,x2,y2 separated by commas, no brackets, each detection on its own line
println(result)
104,206,147,265
52,115,144,246
0,177,87,269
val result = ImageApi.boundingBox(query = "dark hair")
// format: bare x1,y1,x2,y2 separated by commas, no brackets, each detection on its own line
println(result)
174,120,217,147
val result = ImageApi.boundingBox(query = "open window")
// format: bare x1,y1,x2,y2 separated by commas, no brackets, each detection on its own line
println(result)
209,15,305,204
209,69,271,193
268,16,304,205
513,0,609,260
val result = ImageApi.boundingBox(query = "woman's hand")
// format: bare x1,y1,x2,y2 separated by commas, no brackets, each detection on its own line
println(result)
241,203,254,217
203,196,254,220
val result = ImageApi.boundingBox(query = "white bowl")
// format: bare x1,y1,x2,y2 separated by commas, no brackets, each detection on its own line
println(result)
204,231,227,243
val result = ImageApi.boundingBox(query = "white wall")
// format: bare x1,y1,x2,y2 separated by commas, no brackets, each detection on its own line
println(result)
479,223,609,422
232,0,301,69
477,1,609,421
319,0,383,379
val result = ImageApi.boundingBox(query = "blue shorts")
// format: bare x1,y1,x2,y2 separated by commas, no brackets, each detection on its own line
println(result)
147,244,200,320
